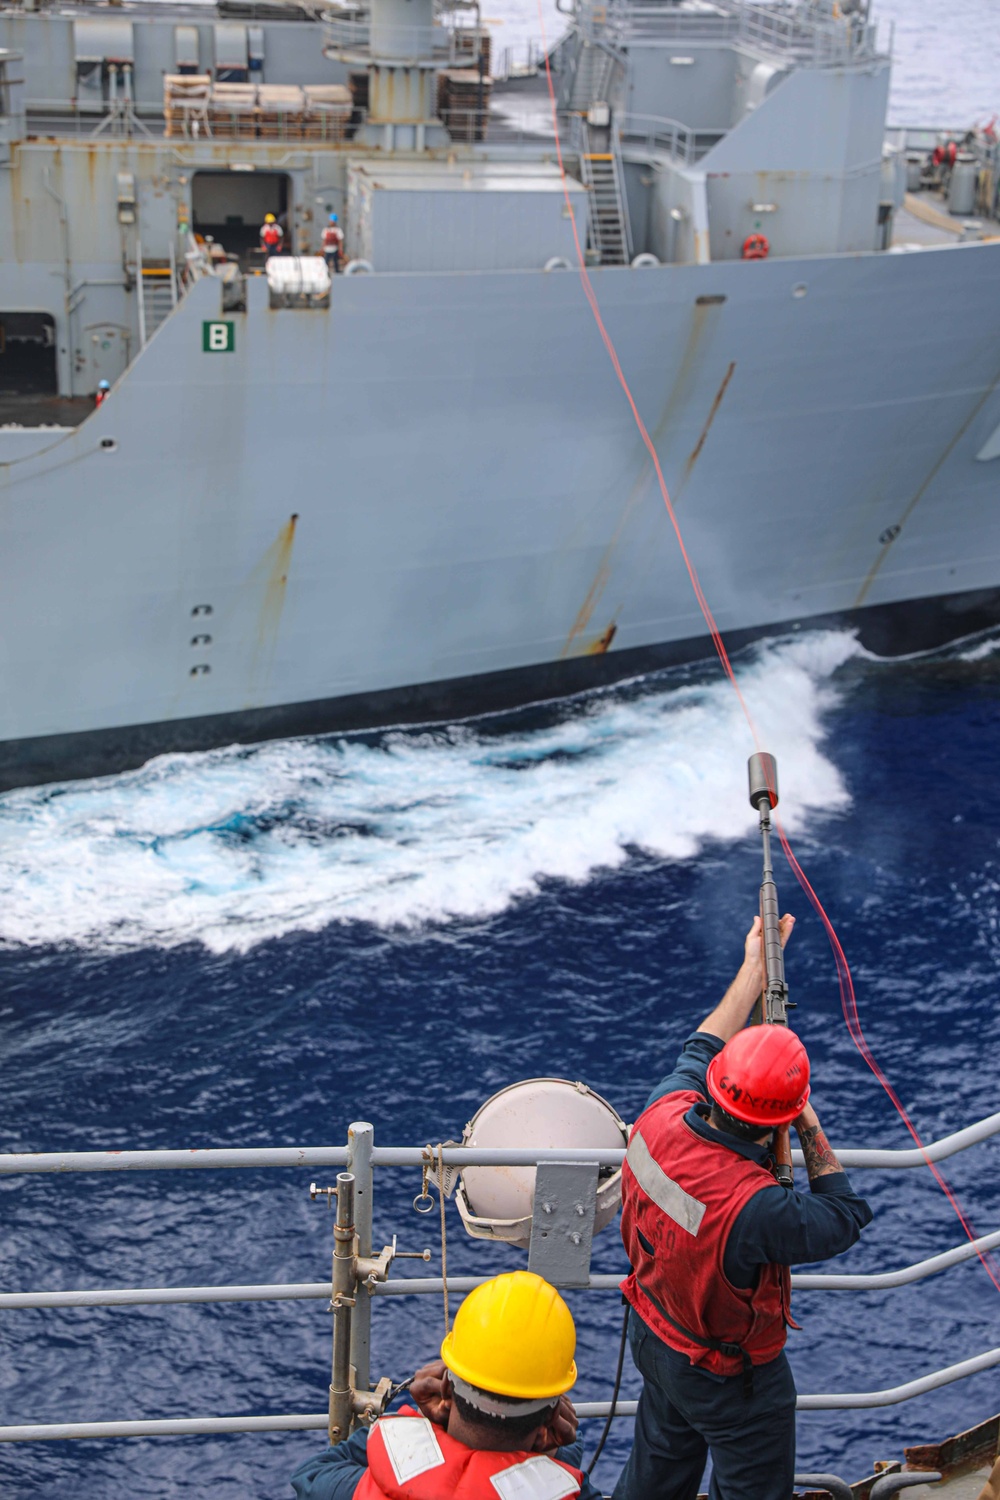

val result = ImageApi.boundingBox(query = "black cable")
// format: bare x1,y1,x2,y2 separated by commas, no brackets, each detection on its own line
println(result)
387,1375,414,1405
587,1303,630,1476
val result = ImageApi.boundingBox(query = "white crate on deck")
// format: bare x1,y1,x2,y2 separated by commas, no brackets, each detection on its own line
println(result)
265,256,331,308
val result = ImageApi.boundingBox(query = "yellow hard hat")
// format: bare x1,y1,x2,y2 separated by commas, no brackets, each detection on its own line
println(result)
264,213,276,223
441,1271,577,1400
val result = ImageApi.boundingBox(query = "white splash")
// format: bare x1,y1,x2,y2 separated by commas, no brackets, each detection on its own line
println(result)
957,635,1000,663
0,631,859,954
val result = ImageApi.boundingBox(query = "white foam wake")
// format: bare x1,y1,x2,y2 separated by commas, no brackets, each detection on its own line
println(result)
0,631,859,954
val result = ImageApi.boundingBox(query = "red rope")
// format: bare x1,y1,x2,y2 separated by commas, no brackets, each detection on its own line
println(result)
534,9,1000,1292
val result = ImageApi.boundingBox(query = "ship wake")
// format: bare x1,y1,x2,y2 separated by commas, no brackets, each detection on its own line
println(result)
0,631,859,954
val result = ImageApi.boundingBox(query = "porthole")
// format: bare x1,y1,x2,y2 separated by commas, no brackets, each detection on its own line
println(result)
190,634,212,647
100,436,117,451
190,663,211,677
191,604,213,617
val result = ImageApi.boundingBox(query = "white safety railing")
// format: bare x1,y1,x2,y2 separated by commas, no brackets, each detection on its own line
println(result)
495,38,546,81
323,16,486,63
616,112,727,167
585,0,884,67
5,1105,999,1174
0,1108,999,1443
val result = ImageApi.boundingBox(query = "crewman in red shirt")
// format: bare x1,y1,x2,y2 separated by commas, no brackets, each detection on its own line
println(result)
260,213,283,255
322,213,344,274
613,914,873,1500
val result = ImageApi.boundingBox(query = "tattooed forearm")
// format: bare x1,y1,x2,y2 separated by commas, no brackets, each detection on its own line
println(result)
797,1124,842,1179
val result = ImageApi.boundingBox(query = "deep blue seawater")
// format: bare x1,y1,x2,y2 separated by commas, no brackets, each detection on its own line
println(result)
1,628,1000,1497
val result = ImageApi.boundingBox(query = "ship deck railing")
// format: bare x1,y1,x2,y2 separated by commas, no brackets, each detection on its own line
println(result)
20,97,561,149
0,1108,1000,1445
322,16,488,65
614,111,726,165
580,0,885,67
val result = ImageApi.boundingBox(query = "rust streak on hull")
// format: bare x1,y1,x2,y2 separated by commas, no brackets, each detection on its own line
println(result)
249,512,299,694
561,305,724,659
683,361,736,482
853,369,1000,609
587,621,618,654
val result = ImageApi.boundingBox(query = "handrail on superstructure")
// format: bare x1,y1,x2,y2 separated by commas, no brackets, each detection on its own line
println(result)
588,0,885,65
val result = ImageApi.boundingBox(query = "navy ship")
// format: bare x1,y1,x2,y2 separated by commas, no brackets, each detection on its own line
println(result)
0,0,999,790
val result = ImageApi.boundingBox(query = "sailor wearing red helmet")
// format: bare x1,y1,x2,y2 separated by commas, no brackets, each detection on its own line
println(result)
614,915,872,1500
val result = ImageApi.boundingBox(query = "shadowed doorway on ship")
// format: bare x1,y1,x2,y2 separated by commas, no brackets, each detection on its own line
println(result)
191,169,292,269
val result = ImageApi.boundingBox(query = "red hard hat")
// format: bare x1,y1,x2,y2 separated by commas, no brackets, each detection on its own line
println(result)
706,1026,810,1127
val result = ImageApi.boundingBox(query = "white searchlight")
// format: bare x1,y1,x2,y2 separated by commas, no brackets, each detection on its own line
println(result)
455,1078,628,1249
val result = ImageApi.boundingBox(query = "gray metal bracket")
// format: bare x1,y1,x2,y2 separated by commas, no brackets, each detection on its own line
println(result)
527,1161,599,1287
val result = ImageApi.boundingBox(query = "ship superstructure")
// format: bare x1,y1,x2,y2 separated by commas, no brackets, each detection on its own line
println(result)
0,0,999,788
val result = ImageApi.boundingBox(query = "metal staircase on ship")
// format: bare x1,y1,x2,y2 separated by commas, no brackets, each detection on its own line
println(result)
138,262,177,344
578,118,631,265
566,39,621,113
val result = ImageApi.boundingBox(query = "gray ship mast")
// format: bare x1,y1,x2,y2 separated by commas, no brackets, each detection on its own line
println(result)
325,0,460,149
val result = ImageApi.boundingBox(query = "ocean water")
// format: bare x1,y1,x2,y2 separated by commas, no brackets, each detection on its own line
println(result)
3,629,1000,1498
3,3,1000,1497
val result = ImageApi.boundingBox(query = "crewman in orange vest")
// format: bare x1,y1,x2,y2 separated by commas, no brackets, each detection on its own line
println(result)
290,1271,605,1499
613,915,873,1500
322,213,344,274
260,213,283,255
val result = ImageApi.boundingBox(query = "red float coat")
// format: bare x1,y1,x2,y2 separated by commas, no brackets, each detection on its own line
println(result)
620,1091,794,1381
354,1409,584,1500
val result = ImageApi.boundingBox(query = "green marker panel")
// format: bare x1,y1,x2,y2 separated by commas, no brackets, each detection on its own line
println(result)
202,321,235,353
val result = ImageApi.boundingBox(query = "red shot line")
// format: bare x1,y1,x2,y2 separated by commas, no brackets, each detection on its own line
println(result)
532,2,1000,1291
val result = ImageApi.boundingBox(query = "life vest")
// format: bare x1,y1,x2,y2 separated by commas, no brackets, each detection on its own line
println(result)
620,1091,793,1384
261,223,283,250
355,1409,583,1500
322,225,343,251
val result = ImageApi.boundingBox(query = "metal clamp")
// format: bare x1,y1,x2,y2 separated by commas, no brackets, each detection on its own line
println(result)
357,1236,397,1289
309,1182,341,1207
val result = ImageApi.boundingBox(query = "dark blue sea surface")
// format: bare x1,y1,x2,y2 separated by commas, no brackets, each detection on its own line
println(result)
1,629,999,1498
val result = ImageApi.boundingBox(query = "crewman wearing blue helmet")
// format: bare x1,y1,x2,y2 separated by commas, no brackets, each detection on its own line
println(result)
322,212,344,274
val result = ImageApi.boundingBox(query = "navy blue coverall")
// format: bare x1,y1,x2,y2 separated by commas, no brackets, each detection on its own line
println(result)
612,1032,872,1500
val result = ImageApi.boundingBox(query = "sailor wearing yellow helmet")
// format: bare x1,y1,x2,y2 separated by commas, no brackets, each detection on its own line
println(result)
260,212,283,255
290,1270,604,1499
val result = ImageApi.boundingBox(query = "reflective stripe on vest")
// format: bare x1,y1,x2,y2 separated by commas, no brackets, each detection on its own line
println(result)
619,1090,791,1380
355,1409,584,1500
625,1130,706,1237
379,1416,445,1484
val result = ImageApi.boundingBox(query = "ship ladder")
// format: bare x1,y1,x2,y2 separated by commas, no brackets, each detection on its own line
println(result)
139,263,178,345
579,120,631,266
568,40,619,112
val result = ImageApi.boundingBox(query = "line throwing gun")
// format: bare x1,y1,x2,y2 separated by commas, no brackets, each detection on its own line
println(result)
748,751,795,1189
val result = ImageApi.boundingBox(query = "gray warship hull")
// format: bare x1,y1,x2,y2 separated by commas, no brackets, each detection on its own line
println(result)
4,244,1000,789
1,0,999,789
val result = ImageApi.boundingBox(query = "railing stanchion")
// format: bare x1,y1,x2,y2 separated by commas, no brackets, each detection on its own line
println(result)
329,1171,356,1445
347,1122,374,1396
